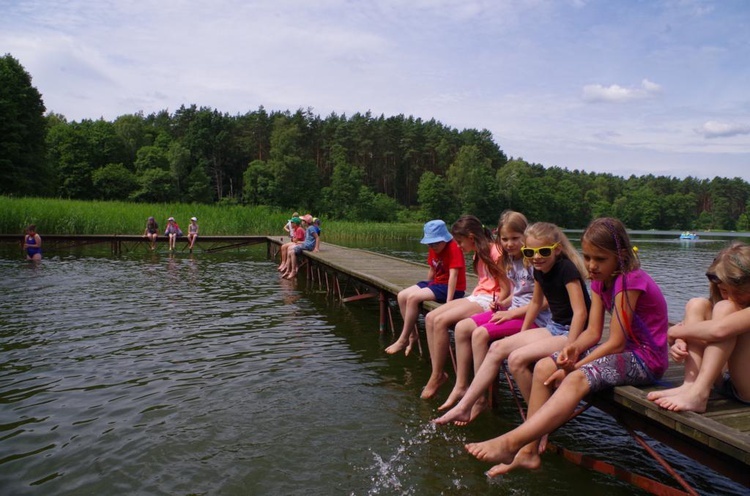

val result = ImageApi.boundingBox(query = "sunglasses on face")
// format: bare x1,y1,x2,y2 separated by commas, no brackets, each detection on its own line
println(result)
707,271,750,286
521,243,559,258
706,272,722,285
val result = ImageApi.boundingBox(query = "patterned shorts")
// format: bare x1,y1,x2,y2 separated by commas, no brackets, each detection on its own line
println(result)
552,347,653,393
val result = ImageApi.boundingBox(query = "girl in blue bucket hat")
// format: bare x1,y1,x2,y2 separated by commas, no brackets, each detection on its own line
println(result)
385,220,467,356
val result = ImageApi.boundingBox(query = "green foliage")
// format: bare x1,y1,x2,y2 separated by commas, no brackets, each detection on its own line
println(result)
418,171,455,221
0,54,50,195
130,168,176,203
92,163,139,200
3,54,750,230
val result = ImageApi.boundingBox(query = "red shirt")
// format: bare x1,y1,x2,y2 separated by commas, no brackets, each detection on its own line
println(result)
428,239,466,291
293,226,305,242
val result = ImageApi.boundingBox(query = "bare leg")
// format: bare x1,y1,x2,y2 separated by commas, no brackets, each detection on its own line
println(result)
466,366,590,473
421,299,482,399
386,286,434,355
654,299,742,412
507,334,567,402
439,317,477,410
433,328,552,425
471,328,492,374
648,298,712,400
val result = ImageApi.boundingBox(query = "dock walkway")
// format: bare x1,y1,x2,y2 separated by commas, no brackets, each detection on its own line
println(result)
290,240,750,490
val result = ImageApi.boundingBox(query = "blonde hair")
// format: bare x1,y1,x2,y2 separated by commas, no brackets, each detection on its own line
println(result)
581,218,640,275
714,242,750,299
451,215,507,285
496,210,529,271
524,222,587,280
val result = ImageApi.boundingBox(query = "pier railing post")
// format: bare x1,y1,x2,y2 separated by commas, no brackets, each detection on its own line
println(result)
379,291,388,333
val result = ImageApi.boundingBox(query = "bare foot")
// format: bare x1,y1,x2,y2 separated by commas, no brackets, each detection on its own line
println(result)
284,271,297,280
438,386,466,411
485,448,541,477
460,396,489,426
654,388,709,413
465,434,518,465
405,333,419,356
646,383,691,401
420,372,448,400
385,339,407,355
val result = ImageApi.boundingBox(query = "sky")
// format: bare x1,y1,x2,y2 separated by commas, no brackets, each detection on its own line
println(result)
2,0,749,181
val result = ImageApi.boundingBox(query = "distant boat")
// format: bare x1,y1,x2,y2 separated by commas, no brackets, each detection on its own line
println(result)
679,232,699,240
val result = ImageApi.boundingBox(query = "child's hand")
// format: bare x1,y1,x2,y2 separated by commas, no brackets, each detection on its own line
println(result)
669,338,688,363
544,368,567,388
556,345,579,371
489,310,511,323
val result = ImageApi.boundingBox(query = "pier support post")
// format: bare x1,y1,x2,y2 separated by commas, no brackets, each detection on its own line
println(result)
379,291,388,333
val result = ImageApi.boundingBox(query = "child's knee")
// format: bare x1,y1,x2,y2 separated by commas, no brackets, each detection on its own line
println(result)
487,339,508,361
471,328,489,347
507,352,527,373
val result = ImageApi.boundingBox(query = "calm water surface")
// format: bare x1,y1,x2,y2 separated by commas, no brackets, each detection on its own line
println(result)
0,234,747,495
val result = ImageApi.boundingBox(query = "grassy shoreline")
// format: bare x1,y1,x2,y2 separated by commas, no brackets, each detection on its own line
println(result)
0,196,422,240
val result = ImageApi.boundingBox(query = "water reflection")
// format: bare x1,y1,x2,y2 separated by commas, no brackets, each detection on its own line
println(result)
0,241,747,495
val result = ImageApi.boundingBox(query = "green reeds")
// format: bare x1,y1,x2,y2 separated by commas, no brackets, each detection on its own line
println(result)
0,196,423,240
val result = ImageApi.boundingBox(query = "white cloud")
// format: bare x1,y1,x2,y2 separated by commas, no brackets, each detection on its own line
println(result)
696,121,750,139
582,79,662,103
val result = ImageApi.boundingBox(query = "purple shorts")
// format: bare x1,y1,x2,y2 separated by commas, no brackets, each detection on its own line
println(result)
471,310,524,341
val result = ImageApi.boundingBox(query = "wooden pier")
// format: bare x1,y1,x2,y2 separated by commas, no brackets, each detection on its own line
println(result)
3,233,748,491
0,233,274,255
277,239,750,493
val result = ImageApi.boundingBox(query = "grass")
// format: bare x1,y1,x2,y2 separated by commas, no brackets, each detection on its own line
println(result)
0,196,422,240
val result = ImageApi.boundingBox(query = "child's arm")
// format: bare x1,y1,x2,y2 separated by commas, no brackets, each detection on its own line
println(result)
557,292,606,369
520,284,544,331
312,232,320,252
446,267,458,302
573,289,640,368
563,280,589,344
670,306,750,342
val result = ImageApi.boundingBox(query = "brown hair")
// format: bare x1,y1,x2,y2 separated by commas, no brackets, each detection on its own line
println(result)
581,217,640,276
451,215,507,285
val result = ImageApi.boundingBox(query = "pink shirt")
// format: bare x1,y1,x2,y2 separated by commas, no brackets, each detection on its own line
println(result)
471,244,503,297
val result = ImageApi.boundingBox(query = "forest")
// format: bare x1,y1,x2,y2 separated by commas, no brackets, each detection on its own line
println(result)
2,53,749,230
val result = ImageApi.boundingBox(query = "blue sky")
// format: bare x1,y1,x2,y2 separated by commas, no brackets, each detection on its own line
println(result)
2,0,749,180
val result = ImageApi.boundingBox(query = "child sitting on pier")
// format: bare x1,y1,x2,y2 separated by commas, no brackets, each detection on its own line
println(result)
420,215,511,400
463,218,668,477
438,211,551,413
434,221,589,424
143,217,158,250
283,215,321,279
187,217,199,252
385,220,466,356
164,217,182,251
278,217,305,272
648,242,750,411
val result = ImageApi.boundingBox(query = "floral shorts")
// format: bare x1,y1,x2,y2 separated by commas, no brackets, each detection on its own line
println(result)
552,347,653,393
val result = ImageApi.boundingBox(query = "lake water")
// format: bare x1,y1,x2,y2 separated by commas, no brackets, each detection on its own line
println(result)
0,233,747,495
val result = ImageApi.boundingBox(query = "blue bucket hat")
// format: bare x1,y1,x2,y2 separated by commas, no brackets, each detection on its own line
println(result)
421,220,453,244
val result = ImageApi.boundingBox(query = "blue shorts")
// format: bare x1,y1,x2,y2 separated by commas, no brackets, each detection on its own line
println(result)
721,372,750,404
546,321,570,337
416,281,465,304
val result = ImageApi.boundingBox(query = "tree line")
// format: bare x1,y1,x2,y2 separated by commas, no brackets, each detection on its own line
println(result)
2,53,749,230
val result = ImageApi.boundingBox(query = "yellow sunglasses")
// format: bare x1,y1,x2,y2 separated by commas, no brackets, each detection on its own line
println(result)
521,243,559,258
